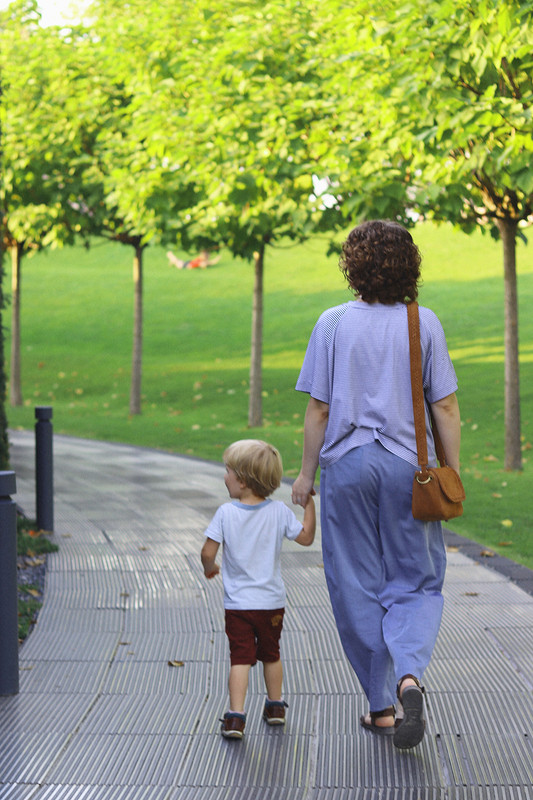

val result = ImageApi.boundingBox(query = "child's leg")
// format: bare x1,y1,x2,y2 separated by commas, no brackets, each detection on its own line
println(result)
263,659,283,701
228,663,251,713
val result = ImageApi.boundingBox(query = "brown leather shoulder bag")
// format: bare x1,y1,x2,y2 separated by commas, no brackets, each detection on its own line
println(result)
408,302,465,522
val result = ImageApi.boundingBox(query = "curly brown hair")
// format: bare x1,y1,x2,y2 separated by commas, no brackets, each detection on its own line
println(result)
339,220,421,304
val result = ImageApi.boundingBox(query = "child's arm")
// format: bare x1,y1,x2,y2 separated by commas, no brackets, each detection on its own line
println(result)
294,495,316,547
201,537,221,578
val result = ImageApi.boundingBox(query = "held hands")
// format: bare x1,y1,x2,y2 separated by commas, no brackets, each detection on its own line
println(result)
292,474,316,508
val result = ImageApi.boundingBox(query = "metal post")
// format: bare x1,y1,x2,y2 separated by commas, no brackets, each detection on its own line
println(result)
35,406,54,532
0,471,19,695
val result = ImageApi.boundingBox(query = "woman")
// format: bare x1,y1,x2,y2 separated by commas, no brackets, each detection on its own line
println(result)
291,220,460,749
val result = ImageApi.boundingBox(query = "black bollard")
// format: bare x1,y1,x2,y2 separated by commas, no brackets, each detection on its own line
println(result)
0,471,19,695
35,406,54,532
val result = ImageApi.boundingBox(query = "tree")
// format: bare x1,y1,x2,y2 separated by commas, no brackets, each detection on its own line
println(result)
176,0,339,426
326,0,532,470
70,0,210,414
62,0,203,415
1,1,97,406
392,0,533,471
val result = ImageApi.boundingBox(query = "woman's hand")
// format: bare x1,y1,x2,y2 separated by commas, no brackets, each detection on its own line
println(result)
292,475,316,508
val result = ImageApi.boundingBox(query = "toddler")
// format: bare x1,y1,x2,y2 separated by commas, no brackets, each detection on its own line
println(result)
201,439,316,740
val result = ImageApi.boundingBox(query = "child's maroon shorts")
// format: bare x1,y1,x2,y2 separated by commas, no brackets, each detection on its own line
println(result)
225,608,285,666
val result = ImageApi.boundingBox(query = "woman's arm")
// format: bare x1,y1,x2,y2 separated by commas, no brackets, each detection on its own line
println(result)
430,392,461,473
292,396,329,507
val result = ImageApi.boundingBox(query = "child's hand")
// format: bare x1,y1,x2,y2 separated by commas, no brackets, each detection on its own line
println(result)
204,564,220,579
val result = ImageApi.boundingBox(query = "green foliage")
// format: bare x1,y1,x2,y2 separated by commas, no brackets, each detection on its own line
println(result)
391,0,533,229
0,278,10,469
5,226,533,566
16,515,57,641
17,515,58,556
18,589,42,641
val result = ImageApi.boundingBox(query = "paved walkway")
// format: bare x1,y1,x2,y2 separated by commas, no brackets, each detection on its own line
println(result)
2,430,533,800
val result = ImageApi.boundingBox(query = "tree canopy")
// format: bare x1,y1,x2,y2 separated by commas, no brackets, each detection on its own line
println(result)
1,0,531,466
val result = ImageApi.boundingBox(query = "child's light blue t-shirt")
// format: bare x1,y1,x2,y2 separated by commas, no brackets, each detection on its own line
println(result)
296,301,458,469
204,499,303,610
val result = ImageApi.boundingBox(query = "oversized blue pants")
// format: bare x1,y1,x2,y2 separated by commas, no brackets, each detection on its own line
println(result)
320,441,446,711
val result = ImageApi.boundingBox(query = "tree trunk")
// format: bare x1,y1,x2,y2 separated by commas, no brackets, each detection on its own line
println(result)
129,244,143,415
496,218,522,470
9,243,23,407
248,246,264,428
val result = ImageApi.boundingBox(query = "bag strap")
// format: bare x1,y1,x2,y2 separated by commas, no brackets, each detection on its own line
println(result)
407,301,447,470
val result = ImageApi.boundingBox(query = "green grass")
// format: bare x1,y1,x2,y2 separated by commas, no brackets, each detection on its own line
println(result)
4,224,533,567
17,515,59,556
17,515,58,640
18,589,43,641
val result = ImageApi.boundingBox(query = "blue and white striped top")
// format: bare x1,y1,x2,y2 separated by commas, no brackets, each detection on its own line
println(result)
295,301,458,469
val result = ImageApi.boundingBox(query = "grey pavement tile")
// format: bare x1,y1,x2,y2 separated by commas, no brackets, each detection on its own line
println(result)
432,620,498,661
315,732,443,788
305,627,346,661
436,731,533,786
440,600,533,630
0,732,71,784
286,583,331,607
0,693,91,734
46,733,190,786
101,660,210,696
279,629,332,661
443,565,509,584
285,604,337,633
122,605,212,634
18,661,109,695
443,580,533,605
33,607,124,633
424,654,529,693
42,571,127,610
33,787,172,800
180,731,312,788
310,791,533,800
488,624,533,666
171,789,307,800
45,548,122,572
315,694,368,735
427,689,533,736
78,693,205,735
0,787,41,800
19,630,119,662
112,631,213,663
311,659,363,695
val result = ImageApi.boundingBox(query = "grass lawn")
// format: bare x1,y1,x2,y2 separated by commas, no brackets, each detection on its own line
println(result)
4,223,533,566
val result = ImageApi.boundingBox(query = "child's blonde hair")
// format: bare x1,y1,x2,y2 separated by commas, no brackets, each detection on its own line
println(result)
223,439,283,498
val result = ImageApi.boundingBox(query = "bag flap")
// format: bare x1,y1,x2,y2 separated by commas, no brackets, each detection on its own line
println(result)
430,466,466,503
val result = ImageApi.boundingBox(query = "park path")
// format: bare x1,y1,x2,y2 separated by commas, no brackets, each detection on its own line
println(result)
2,429,533,799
